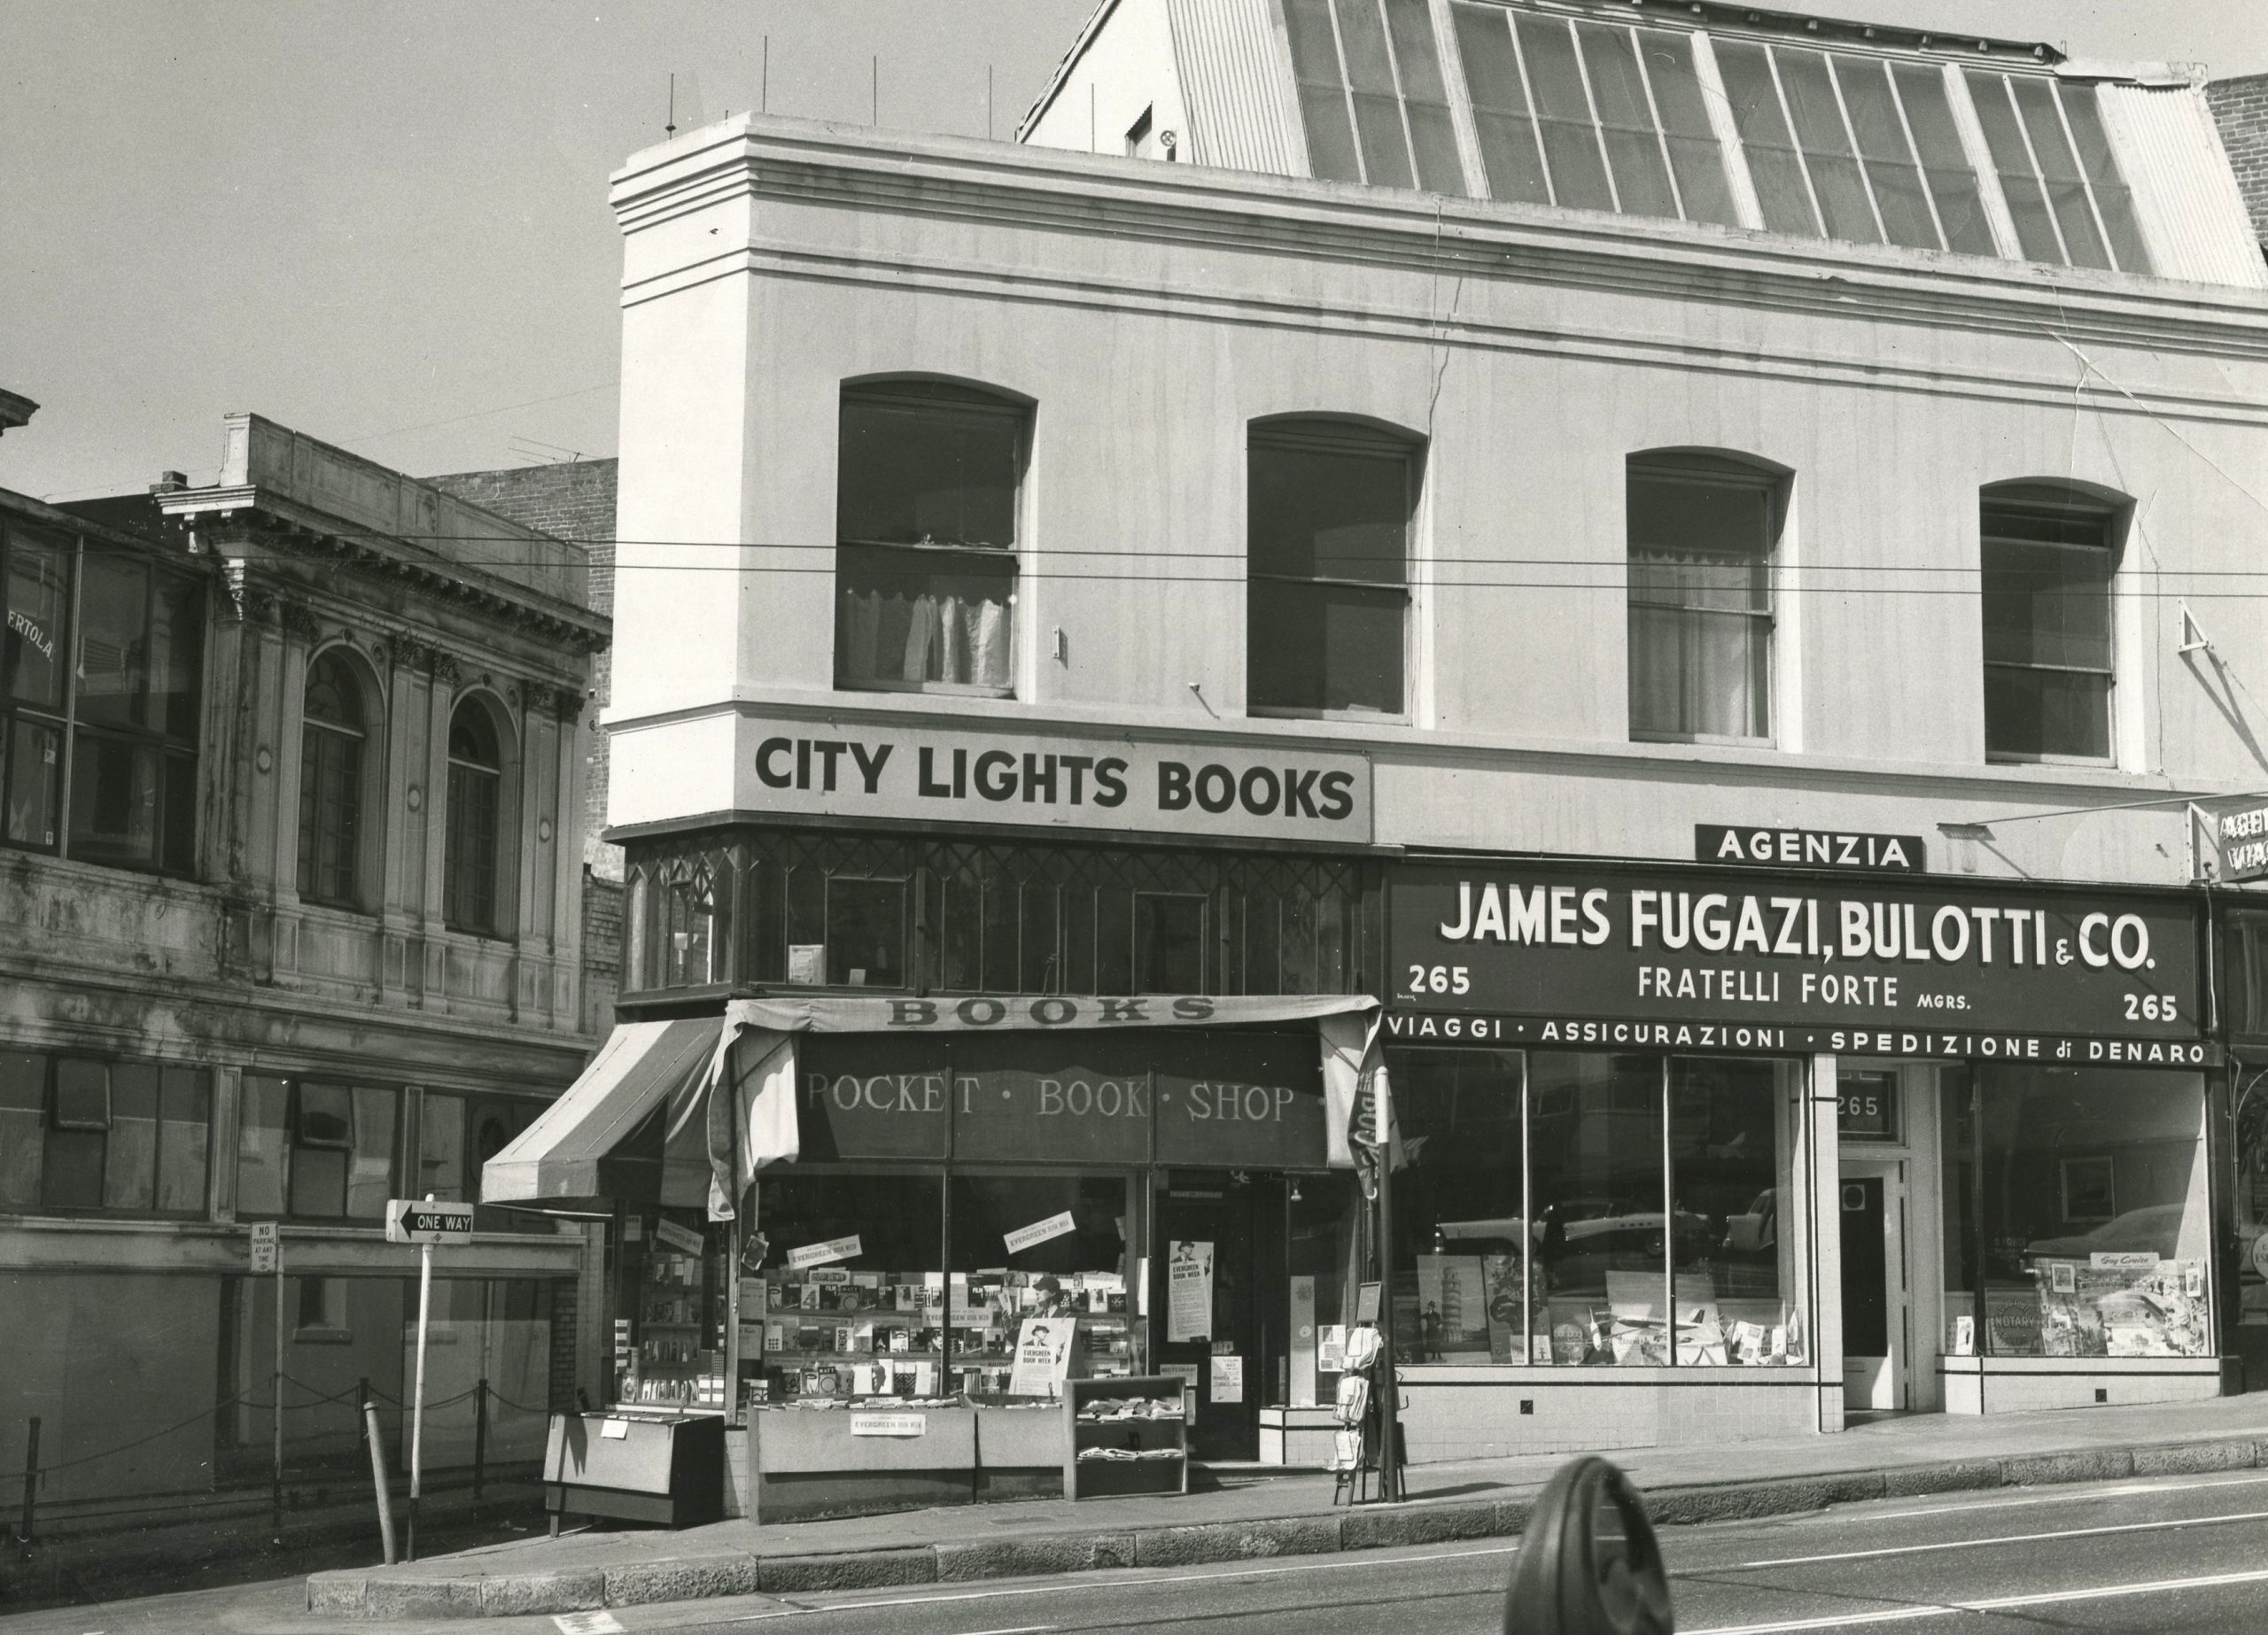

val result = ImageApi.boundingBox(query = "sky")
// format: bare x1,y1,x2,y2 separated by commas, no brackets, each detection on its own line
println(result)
3,1,2264,508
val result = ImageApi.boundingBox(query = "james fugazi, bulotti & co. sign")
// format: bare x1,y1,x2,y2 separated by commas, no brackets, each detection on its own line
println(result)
1386,861,2210,1065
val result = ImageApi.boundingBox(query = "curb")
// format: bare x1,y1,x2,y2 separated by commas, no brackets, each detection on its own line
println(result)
304,1433,2268,1618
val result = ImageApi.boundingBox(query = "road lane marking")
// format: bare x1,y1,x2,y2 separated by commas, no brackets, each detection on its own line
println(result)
955,1625,1055,1634
718,1544,1523,1621
1688,1564,2268,1633
1710,1505,2268,1570
1843,1470,2268,1523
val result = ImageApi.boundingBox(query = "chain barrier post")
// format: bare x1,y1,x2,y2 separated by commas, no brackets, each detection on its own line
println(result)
473,1378,489,1499
361,1400,398,1566
14,1417,38,1546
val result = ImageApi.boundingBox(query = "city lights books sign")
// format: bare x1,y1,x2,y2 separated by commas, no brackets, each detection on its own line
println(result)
626,713,1375,844
1386,861,2209,1064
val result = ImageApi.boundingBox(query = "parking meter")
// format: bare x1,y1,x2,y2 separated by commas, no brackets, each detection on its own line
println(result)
1503,1455,1674,1634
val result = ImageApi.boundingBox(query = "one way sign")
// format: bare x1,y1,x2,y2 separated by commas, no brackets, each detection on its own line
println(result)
385,1197,476,1245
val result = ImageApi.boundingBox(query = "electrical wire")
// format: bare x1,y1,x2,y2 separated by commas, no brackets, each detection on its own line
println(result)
44,531,2268,573
29,540,2268,597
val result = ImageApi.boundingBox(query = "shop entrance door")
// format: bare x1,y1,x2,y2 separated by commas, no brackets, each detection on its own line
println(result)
1154,1176,1281,1461
1840,1161,1908,1412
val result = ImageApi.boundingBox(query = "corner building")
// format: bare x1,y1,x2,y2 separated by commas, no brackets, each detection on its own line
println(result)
514,0,2268,1472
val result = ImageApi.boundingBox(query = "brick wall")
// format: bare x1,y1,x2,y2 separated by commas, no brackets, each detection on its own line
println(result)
582,870,623,1035
424,460,620,885
2209,74,2268,249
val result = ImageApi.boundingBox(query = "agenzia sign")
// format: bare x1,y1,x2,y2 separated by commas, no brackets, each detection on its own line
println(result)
385,1197,476,1245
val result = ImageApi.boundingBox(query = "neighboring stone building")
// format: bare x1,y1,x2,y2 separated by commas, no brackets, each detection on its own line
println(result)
0,413,610,1541
2209,72,2268,252
427,457,621,1034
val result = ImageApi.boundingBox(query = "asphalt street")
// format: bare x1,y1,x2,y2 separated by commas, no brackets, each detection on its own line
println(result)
17,1466,2268,1635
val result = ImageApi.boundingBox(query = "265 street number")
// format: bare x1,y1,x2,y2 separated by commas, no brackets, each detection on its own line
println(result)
1408,965,1472,995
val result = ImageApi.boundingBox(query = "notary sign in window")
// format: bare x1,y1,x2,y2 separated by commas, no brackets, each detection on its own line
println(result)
1385,861,2206,1064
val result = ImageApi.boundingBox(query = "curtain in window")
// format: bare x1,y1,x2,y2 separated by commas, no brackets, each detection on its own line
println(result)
1627,551,1770,739
836,586,1012,688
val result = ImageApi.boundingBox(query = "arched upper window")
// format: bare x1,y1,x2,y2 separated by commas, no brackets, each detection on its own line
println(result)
444,699,505,935
297,650,370,908
834,380,1025,697
1247,415,1418,718
1626,451,1785,744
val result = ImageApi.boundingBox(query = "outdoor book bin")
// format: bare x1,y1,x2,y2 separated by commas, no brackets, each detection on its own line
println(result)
544,1410,726,1530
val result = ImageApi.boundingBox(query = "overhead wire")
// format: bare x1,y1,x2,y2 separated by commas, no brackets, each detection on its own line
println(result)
35,538,2268,597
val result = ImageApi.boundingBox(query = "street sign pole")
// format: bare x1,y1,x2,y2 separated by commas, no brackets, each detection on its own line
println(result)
250,1220,284,1530
409,1194,434,1562
381,1191,473,1563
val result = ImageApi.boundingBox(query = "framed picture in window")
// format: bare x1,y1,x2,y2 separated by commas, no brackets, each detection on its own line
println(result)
50,1058,110,1130
2059,1156,2116,1224
296,1082,353,1147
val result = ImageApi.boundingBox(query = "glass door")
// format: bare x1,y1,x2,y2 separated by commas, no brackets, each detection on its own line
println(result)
1154,1175,1273,1460
1841,1158,1908,1411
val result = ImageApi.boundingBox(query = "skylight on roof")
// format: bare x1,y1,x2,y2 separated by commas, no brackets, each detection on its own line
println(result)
1283,0,2154,275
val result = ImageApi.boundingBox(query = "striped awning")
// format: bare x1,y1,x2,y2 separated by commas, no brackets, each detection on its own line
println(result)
483,1017,722,1213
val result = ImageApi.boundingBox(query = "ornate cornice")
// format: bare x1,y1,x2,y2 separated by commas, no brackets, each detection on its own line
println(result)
275,599,322,642
181,503,610,650
224,561,276,624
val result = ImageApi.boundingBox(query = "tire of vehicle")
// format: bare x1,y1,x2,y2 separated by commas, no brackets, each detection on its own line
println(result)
1501,1454,1674,1635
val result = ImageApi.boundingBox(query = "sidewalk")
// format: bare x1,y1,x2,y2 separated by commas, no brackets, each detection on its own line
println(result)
307,1394,2268,1619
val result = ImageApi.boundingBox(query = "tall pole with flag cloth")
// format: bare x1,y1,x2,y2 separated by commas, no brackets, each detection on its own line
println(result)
1351,1047,1402,1502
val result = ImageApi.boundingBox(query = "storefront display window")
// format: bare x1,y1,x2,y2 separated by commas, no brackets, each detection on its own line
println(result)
2236,1063,2268,1370
749,1173,945,1407
625,1213,732,1411
1389,1047,1804,1368
1289,1173,1363,1406
950,1173,1138,1392
1531,1053,1670,1366
1393,1049,1527,1363
1967,1066,2211,1358
1667,1058,1796,1367
1940,1068,1979,1354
